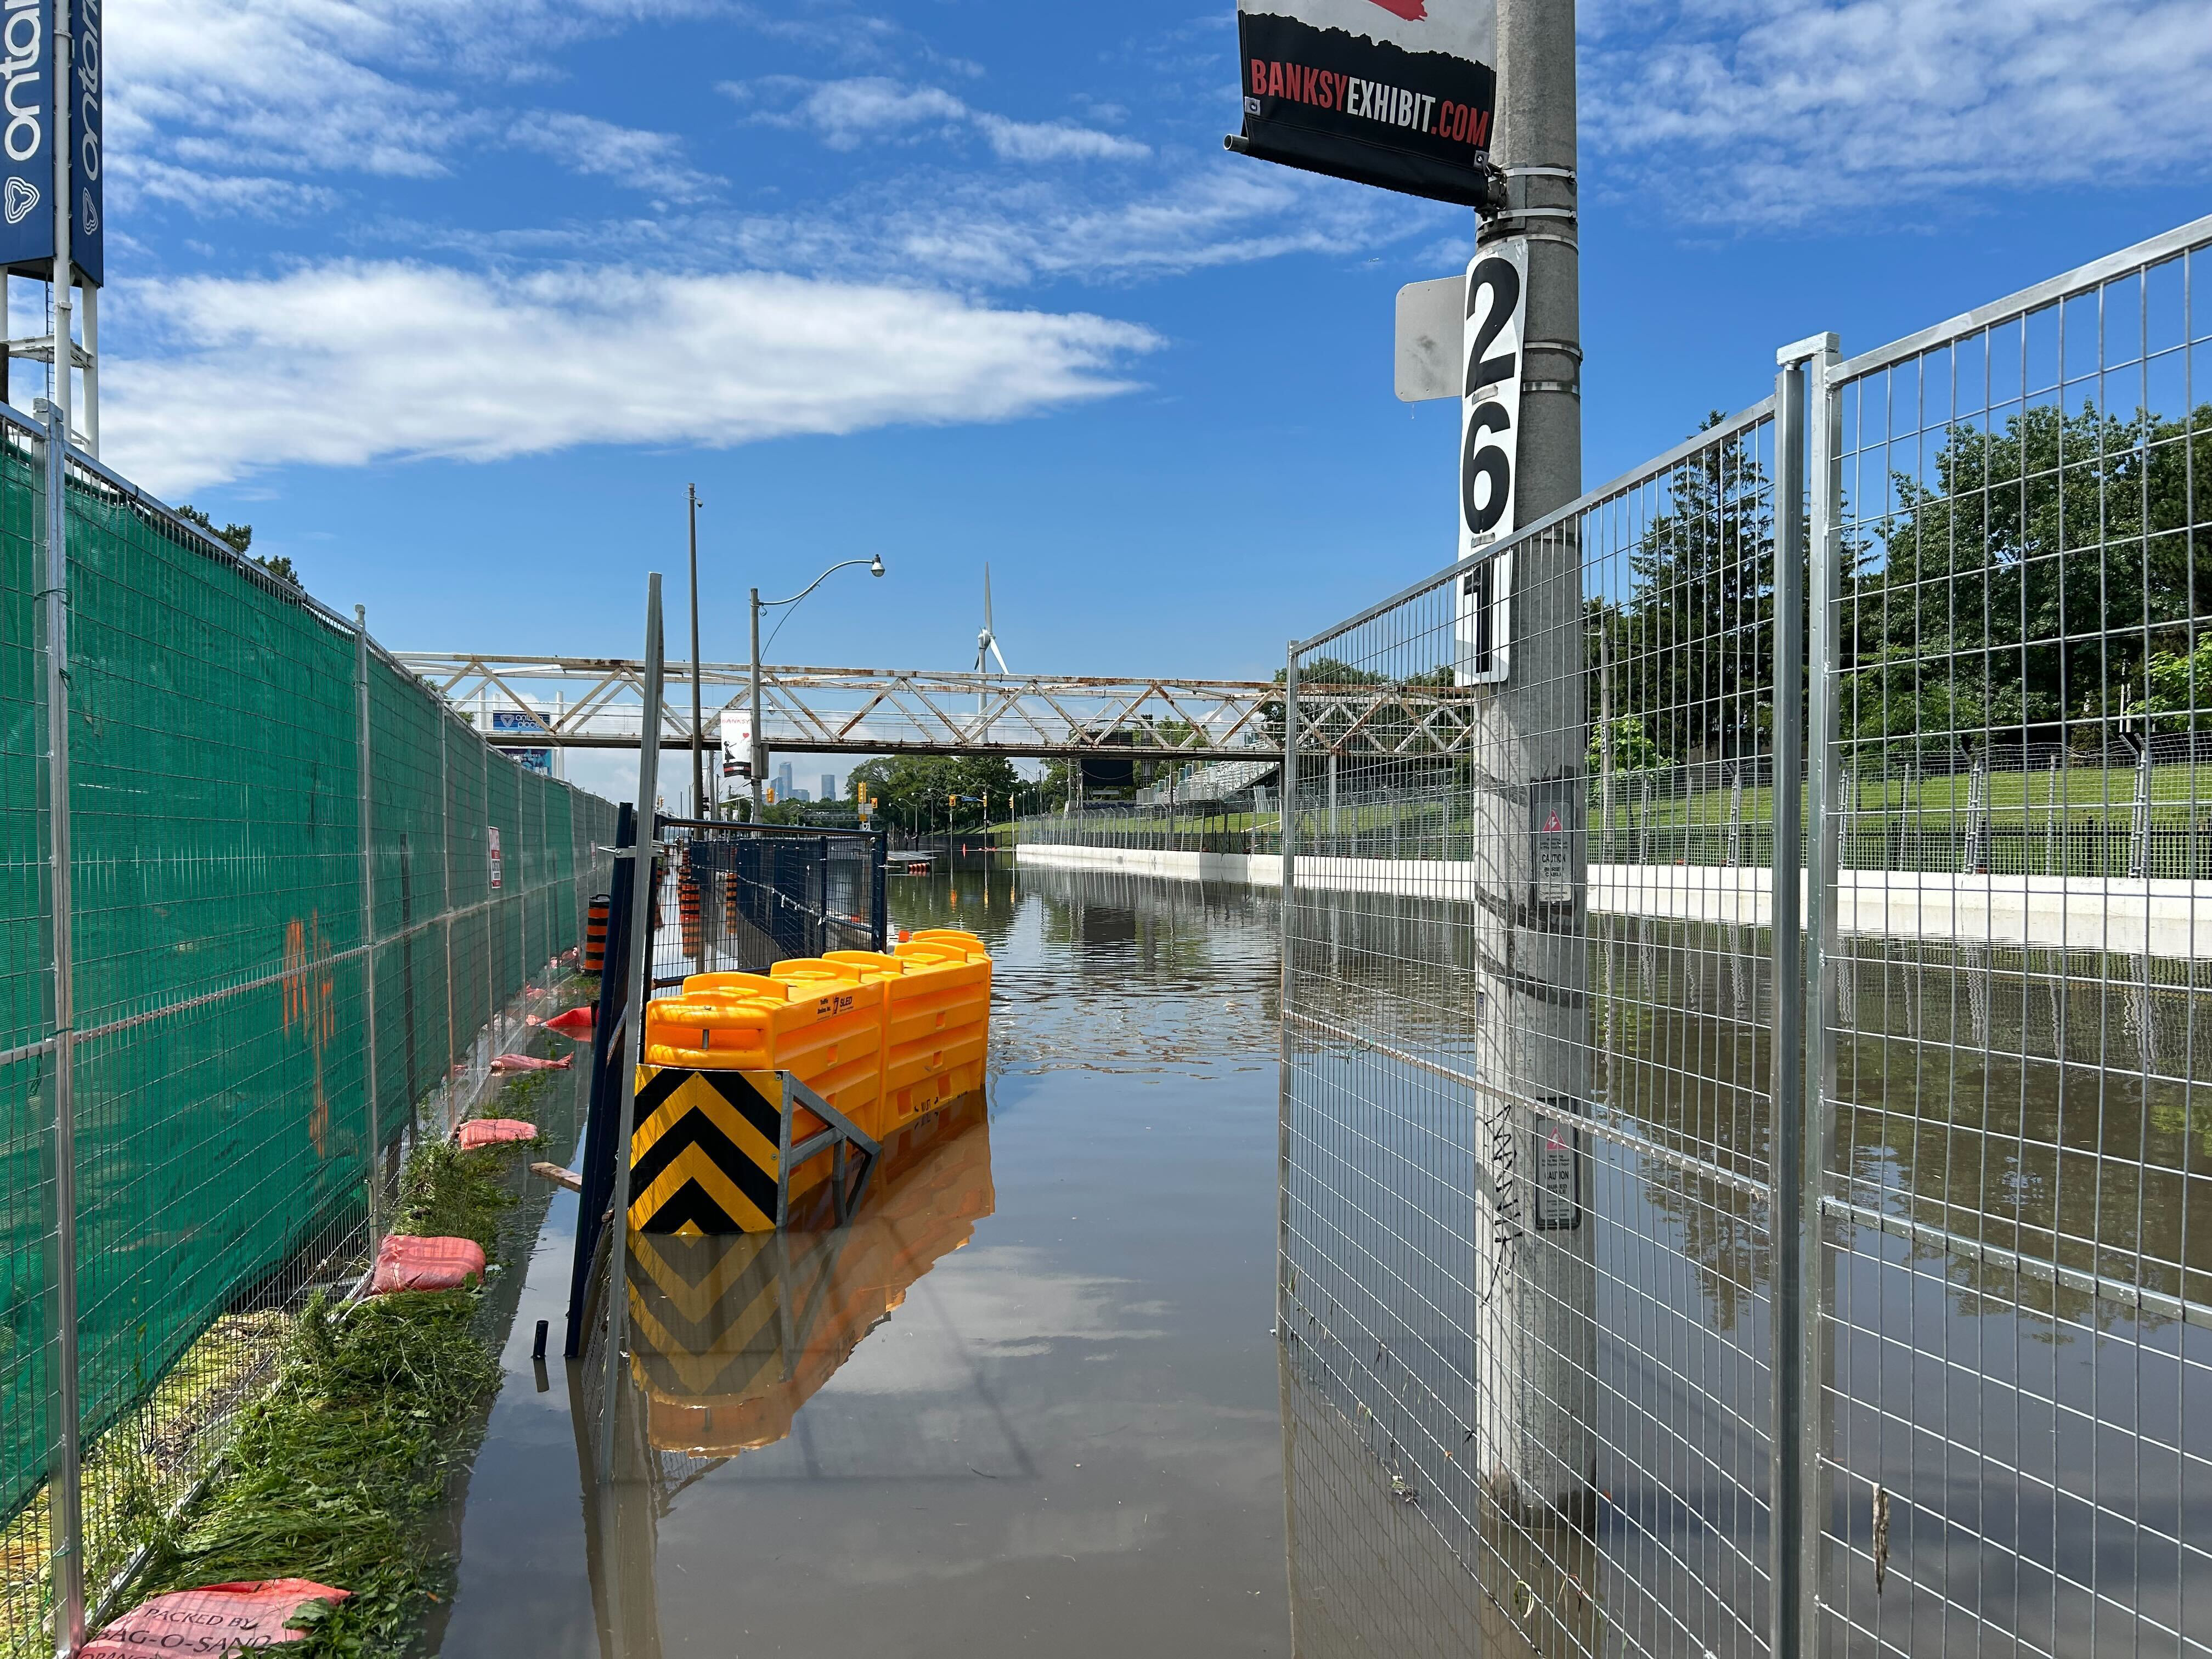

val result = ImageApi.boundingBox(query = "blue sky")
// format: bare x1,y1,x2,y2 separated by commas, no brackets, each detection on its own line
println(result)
70,0,2212,799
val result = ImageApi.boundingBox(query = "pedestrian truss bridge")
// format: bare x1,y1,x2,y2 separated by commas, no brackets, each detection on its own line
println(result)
391,652,1488,762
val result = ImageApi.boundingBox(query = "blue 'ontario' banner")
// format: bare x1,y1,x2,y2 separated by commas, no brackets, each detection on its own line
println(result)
1232,0,1496,209
0,0,103,285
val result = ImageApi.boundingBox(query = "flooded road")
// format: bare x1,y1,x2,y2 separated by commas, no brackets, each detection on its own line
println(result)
436,865,1293,1658
433,865,2212,1658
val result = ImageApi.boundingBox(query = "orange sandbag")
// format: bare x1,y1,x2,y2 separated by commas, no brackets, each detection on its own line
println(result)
370,1234,485,1294
492,1052,571,1072
83,1578,348,1655
457,1118,538,1149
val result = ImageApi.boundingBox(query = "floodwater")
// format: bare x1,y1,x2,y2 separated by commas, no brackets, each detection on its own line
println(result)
435,865,1294,1658
432,866,2212,1659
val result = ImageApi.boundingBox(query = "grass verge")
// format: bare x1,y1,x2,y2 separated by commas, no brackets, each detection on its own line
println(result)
116,1064,563,1657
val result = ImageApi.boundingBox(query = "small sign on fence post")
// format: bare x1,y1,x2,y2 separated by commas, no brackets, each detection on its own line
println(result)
1532,1108,1582,1231
488,825,503,889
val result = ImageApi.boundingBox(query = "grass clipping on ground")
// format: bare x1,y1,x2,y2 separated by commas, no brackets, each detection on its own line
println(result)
132,1083,550,1656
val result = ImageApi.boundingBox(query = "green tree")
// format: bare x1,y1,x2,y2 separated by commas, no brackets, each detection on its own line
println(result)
1612,414,1776,765
848,754,1020,832
177,503,299,585
1844,400,2212,749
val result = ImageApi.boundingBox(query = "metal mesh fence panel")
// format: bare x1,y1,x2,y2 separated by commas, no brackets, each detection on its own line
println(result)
1283,213,2212,1658
1284,405,1781,1659
648,821,885,993
1815,222,2212,1658
0,411,620,1656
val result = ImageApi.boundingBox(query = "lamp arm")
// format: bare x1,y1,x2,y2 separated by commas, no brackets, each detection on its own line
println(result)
763,558,878,611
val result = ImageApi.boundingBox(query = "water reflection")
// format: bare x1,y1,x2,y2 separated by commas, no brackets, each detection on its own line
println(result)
625,1094,995,1463
1285,881,2212,1655
491,865,1289,1659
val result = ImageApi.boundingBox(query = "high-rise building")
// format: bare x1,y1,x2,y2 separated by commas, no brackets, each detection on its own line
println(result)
821,772,837,803
775,761,794,799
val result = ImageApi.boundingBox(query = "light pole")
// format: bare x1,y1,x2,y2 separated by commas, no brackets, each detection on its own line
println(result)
749,555,886,814
687,484,706,819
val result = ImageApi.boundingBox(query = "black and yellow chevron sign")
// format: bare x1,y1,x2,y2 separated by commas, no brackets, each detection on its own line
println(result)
628,1065,788,1234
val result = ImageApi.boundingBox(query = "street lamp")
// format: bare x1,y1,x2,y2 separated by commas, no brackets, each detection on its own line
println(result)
687,484,706,818
749,555,886,814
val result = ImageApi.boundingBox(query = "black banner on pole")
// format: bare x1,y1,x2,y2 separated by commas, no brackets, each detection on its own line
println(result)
1231,0,1497,208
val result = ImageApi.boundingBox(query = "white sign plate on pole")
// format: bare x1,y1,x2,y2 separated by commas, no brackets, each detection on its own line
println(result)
1394,275,1462,403
1455,234,1526,686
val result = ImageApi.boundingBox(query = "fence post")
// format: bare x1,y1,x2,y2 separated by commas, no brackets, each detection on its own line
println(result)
439,712,455,1136
42,400,86,1659
1769,336,1832,1659
2044,753,2061,876
1791,330,1844,1659
600,574,665,1484
354,608,384,1242
484,741,494,1059
2130,743,2153,879
1276,639,1298,1366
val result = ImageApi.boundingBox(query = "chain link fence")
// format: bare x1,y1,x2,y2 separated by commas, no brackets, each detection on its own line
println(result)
1280,212,2212,1657
1,405,618,1656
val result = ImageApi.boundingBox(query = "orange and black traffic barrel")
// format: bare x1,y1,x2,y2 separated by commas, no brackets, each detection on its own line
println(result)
724,871,742,932
679,859,704,955
584,894,611,974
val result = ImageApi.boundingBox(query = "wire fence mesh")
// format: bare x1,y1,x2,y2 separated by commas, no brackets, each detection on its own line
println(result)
0,407,618,1656
1275,212,2212,1658
647,821,887,994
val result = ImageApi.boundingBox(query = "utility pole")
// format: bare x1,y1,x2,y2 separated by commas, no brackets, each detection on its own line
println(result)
1467,0,1594,1531
748,587,765,817
687,484,705,817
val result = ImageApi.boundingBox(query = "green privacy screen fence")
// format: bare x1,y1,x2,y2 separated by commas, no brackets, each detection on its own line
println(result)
0,407,618,1648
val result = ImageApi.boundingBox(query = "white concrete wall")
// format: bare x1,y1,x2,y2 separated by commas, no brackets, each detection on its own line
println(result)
1014,843,2212,955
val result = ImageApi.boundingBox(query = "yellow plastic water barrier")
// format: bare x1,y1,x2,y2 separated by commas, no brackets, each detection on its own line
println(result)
630,941,992,1232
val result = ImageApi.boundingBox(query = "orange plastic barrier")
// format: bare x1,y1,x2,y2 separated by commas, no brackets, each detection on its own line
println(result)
370,1234,486,1294
457,1118,538,1149
631,940,991,1227
84,1579,349,1657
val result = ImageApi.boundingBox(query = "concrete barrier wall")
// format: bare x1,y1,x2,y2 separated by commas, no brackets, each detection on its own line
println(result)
1014,843,2212,955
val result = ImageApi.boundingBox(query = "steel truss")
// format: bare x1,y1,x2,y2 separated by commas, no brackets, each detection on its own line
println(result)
391,653,1485,760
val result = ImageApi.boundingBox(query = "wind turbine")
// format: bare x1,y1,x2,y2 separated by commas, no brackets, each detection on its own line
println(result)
975,565,1008,738
975,564,1010,676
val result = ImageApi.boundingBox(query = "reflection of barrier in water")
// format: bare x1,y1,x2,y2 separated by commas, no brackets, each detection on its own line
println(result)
625,1093,995,1457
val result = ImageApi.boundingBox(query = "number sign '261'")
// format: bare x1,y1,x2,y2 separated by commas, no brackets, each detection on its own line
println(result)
1455,236,1524,685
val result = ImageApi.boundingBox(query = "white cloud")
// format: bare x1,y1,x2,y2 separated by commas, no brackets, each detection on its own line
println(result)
713,160,1434,288
107,0,718,204
1585,0,2212,222
729,76,1150,162
506,111,721,201
101,262,1161,493
114,157,341,218
975,115,1150,164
